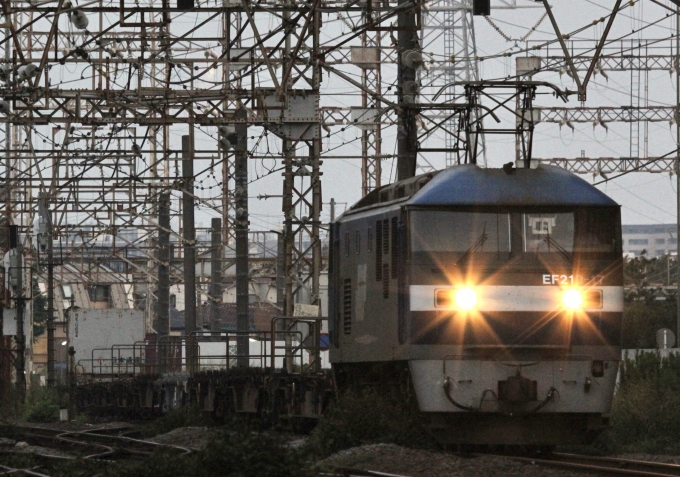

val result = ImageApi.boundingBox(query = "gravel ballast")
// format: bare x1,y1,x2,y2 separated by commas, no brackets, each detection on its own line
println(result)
319,443,599,477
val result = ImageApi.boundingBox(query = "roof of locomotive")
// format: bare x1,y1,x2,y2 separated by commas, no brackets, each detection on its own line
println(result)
346,164,617,215
409,164,617,207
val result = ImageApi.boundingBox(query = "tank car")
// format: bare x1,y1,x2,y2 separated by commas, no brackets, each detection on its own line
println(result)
329,163,623,446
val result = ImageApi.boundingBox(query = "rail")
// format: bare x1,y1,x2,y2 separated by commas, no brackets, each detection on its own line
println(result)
487,452,680,477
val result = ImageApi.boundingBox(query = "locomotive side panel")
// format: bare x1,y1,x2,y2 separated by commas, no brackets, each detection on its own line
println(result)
330,205,405,363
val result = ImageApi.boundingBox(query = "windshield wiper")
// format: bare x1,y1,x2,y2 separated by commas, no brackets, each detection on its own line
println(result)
543,233,573,263
456,225,488,267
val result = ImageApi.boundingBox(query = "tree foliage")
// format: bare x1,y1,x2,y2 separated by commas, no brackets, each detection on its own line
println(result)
624,250,676,302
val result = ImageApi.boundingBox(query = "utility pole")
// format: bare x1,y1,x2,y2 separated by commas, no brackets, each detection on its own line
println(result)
210,218,222,338
156,193,170,372
8,225,24,402
276,232,285,319
234,108,249,367
38,195,54,386
396,0,419,181
0,266,5,403
182,134,197,373
676,9,680,345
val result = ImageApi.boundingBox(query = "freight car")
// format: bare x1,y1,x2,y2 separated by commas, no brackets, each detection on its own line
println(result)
329,163,623,446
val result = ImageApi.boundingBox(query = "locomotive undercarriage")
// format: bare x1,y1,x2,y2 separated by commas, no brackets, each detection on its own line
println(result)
428,412,608,446
333,356,614,446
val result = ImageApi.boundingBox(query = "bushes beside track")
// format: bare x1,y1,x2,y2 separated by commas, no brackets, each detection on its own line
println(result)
596,351,680,453
306,390,436,457
140,405,210,438
21,386,69,423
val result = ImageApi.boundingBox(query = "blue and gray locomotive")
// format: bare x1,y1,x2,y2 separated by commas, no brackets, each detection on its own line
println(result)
329,164,623,446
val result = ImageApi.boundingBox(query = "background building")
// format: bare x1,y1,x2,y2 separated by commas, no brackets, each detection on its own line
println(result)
622,224,678,258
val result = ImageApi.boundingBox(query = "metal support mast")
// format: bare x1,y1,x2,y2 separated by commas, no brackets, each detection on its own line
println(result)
8,225,24,401
182,135,197,373
210,218,222,337
397,0,419,180
37,195,54,386
420,0,485,168
360,2,383,196
675,11,680,345
234,109,249,367
156,193,171,372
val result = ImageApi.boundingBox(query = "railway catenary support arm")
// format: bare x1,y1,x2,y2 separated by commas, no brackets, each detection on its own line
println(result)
541,0,623,101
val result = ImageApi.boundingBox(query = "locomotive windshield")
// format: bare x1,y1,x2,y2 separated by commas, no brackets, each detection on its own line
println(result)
411,212,511,253
410,209,618,255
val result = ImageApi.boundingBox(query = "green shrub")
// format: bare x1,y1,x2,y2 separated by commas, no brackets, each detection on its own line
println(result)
21,386,68,423
141,405,209,438
596,351,680,453
306,390,435,457
23,399,59,423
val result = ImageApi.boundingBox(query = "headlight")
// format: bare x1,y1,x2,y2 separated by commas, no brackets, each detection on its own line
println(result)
561,289,603,310
435,288,477,310
455,288,477,310
562,289,583,309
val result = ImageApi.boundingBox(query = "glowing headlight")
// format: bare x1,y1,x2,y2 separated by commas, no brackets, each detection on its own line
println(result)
435,288,478,310
562,289,583,310
454,288,477,310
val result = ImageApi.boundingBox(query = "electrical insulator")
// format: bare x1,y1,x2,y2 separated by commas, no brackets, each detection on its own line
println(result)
70,10,89,30
218,125,235,136
402,81,420,95
401,50,423,70
17,64,38,82
218,137,231,150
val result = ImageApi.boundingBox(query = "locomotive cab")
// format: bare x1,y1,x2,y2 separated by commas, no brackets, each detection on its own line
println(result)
330,164,623,445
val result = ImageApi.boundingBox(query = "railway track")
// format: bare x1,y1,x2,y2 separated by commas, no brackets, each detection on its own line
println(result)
6,425,193,460
322,469,412,477
501,451,680,476
0,464,52,477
